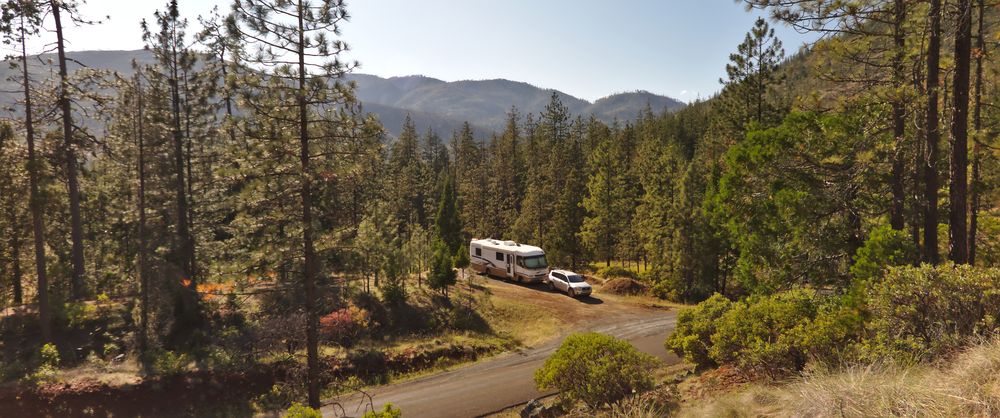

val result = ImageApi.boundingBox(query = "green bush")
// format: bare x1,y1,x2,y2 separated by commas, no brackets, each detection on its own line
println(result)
665,293,732,369
865,264,1000,360
283,403,321,418
148,349,189,376
534,332,659,408
362,403,402,418
795,301,866,366
379,279,407,307
597,265,639,280
25,343,60,386
665,266,1000,376
851,224,917,282
710,289,818,378
63,301,96,328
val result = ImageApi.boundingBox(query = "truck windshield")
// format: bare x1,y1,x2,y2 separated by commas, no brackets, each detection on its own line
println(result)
519,255,548,269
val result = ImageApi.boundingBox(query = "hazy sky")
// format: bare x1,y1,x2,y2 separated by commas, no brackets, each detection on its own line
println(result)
34,0,818,102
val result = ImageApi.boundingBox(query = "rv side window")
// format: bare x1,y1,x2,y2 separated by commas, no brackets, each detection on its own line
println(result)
495,252,504,261
474,247,481,257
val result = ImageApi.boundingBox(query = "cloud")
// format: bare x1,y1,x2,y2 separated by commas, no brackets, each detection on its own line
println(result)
679,90,689,96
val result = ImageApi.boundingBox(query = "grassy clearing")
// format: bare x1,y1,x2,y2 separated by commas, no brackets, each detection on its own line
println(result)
482,297,562,347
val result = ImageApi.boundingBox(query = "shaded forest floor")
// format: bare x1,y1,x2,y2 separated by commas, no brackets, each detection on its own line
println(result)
1,272,670,417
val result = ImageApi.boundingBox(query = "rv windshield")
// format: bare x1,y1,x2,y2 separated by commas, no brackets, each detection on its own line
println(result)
519,255,548,269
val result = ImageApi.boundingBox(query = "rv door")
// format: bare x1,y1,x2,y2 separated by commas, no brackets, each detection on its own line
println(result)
506,254,512,277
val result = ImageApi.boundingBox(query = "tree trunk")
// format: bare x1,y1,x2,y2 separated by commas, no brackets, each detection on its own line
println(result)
135,72,150,354
183,68,197,278
923,0,942,265
22,13,51,342
889,0,906,231
165,19,200,334
949,0,972,264
969,0,984,265
8,210,23,305
296,2,321,409
51,0,86,300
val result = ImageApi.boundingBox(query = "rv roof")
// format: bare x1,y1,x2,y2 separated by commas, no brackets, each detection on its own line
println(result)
470,238,545,255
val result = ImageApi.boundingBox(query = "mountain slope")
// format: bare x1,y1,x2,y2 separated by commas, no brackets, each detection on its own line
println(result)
0,49,686,137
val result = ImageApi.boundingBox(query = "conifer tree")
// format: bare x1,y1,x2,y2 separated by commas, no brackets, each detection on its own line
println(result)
428,239,456,296
2,0,51,341
949,0,973,264
389,116,429,230
969,0,986,265
0,126,26,307
142,0,203,341
435,174,462,254
232,0,355,407
50,0,97,300
484,109,524,238
454,243,470,283
924,0,943,264
453,122,484,237
514,93,570,246
581,120,626,266
547,121,588,269
719,17,784,132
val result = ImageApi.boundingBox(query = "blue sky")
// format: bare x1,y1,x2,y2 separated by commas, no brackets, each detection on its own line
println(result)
44,0,818,102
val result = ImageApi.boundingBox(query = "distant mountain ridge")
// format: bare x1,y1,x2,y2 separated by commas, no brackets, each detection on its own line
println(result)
346,73,686,134
0,49,686,138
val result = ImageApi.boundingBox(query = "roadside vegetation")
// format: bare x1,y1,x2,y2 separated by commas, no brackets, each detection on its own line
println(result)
1,0,999,415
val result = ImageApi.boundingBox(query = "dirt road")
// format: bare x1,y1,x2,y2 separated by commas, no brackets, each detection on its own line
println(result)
327,279,679,418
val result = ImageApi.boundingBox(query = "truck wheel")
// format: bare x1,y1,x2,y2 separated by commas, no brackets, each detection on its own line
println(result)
546,281,554,291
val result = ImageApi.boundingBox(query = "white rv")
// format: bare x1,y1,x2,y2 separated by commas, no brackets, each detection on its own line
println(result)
469,239,549,283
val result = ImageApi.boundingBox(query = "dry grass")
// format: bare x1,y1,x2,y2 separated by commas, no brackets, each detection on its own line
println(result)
483,297,563,347
677,338,1000,418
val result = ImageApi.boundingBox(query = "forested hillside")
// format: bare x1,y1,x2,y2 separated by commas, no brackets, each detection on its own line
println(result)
0,0,999,416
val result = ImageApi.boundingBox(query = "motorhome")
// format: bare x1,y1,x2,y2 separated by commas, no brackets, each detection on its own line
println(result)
469,239,549,283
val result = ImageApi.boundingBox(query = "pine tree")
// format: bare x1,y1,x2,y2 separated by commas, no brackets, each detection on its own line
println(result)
453,122,484,237
2,0,51,341
514,93,570,246
427,239,456,296
232,0,355,407
718,17,784,132
547,121,588,269
435,174,462,254
196,6,242,145
142,0,203,342
403,224,431,288
50,0,97,300
949,0,973,264
488,109,525,238
389,116,429,230
581,120,626,266
0,126,27,307
924,0,943,264
454,243,470,284
355,203,399,293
